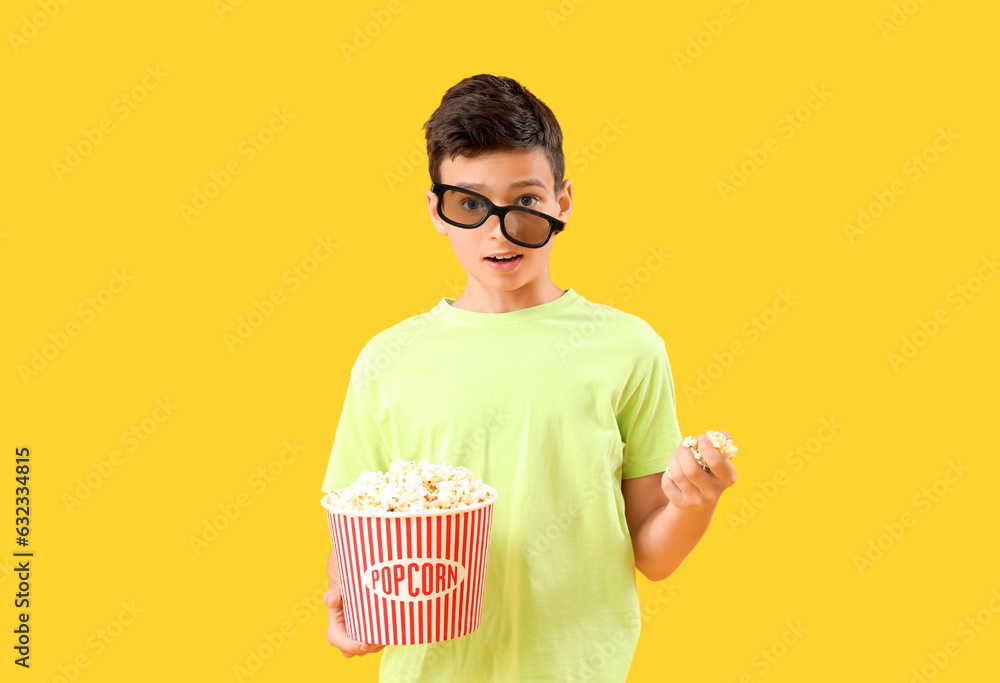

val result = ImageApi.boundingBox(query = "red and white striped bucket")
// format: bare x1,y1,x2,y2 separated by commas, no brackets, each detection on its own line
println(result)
322,494,496,645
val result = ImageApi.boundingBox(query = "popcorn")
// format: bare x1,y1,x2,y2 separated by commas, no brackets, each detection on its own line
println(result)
328,459,496,512
682,430,739,471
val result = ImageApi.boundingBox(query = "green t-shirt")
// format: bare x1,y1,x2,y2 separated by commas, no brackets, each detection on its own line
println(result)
321,287,682,682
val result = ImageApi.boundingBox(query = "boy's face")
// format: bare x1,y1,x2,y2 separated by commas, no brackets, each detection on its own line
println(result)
426,148,572,296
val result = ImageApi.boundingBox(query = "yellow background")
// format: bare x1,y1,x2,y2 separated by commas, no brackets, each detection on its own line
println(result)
2,0,998,681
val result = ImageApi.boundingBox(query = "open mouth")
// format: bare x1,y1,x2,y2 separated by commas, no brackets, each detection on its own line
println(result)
484,254,522,271
484,255,522,263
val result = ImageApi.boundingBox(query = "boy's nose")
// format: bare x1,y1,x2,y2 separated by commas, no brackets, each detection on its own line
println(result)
483,215,505,240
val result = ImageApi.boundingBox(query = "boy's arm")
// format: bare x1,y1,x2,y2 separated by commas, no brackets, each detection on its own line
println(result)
622,432,737,582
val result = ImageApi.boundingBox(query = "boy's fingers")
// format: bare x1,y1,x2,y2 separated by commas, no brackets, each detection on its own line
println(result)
697,436,727,471
667,456,701,496
676,449,705,486
662,465,683,498
697,435,737,487
327,606,368,657
326,600,385,657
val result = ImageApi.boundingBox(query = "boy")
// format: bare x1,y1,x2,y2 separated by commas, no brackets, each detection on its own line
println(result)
322,74,737,682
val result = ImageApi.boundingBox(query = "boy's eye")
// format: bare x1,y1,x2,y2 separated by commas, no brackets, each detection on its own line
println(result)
460,198,484,211
517,195,540,208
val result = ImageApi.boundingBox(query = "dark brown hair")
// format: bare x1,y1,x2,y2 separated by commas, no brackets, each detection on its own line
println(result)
423,74,565,198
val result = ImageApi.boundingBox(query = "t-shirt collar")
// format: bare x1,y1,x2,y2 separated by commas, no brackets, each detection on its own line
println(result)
432,288,581,325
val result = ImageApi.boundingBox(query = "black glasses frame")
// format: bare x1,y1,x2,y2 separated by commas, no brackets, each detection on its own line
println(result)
430,183,566,249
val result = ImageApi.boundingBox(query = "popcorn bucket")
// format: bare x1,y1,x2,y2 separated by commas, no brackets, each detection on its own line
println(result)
322,493,496,645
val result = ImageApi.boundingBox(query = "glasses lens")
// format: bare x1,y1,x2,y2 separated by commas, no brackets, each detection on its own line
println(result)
504,209,551,247
440,189,489,226
437,188,555,247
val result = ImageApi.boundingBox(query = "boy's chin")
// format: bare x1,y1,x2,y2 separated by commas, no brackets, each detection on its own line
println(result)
480,279,553,299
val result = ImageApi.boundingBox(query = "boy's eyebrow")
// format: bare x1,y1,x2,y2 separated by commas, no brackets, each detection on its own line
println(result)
455,178,548,192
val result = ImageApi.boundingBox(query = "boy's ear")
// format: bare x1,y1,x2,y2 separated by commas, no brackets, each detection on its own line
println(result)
426,189,449,237
556,179,573,223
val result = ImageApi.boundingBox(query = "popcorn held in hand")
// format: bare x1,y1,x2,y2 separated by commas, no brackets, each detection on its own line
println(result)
682,430,738,471
328,459,496,512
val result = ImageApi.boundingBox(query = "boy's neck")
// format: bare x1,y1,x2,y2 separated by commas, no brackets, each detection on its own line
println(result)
449,279,567,314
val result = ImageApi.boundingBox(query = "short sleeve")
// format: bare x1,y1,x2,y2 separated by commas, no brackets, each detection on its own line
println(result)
617,340,683,479
320,368,392,493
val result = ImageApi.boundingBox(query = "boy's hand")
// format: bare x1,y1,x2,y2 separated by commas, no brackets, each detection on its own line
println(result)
661,431,737,512
326,548,385,658
325,585,386,658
